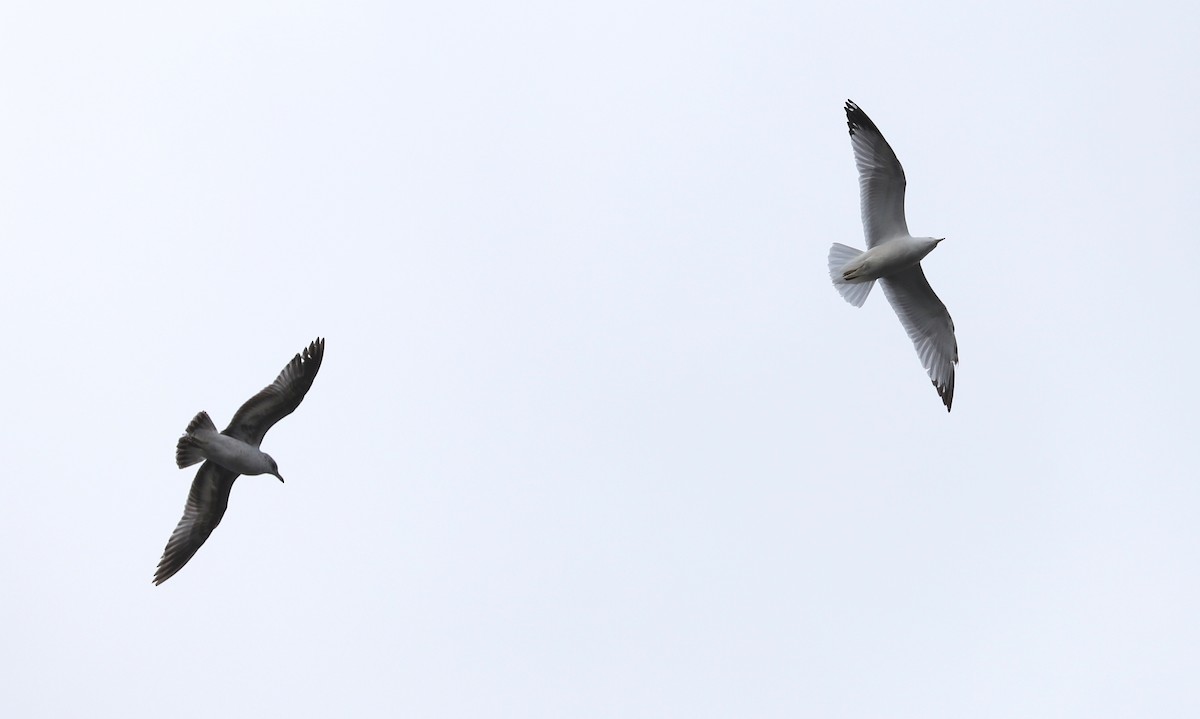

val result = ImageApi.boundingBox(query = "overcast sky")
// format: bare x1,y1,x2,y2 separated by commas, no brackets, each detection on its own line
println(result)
2,1,1198,717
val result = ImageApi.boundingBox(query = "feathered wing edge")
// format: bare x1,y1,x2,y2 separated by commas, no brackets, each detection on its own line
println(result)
845,100,909,247
225,337,325,445
880,267,958,411
153,463,238,585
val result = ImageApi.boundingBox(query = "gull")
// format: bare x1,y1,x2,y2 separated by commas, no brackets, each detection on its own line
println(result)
829,100,958,410
153,338,325,585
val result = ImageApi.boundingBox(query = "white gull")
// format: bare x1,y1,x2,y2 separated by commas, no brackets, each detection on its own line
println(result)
829,100,958,411
153,338,325,585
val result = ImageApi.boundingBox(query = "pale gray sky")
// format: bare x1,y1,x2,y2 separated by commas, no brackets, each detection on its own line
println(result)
2,1,1198,717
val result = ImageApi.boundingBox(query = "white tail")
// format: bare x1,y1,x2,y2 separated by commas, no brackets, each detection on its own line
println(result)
828,243,874,307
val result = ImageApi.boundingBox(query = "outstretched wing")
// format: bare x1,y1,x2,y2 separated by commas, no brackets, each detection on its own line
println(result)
846,100,908,247
225,337,325,446
153,463,238,585
880,266,958,411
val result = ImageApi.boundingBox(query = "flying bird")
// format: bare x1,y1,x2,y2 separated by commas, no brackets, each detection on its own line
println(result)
829,100,958,410
153,338,325,585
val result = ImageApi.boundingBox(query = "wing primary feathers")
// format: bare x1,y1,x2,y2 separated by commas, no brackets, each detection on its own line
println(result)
152,338,325,585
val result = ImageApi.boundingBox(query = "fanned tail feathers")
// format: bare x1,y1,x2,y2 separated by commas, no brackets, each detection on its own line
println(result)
176,411,216,468
828,243,874,307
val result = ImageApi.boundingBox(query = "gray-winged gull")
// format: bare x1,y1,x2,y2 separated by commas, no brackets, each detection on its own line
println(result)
829,100,959,410
153,337,325,585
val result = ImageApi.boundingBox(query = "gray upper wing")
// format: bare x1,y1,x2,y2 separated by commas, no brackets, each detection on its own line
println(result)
880,266,958,411
846,100,909,247
153,462,238,585
225,338,325,446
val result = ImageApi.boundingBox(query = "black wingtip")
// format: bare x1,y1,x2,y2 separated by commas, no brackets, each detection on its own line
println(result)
292,337,325,379
304,337,325,366
152,564,175,586
844,99,880,139
934,379,954,412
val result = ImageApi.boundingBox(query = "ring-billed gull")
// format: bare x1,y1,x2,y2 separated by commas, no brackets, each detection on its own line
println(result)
829,100,958,411
153,338,325,585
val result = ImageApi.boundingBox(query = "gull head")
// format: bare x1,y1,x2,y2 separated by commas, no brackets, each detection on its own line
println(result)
266,454,285,483
917,236,944,256
904,236,943,261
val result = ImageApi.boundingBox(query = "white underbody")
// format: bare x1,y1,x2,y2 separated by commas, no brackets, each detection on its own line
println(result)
189,428,276,476
839,235,940,283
